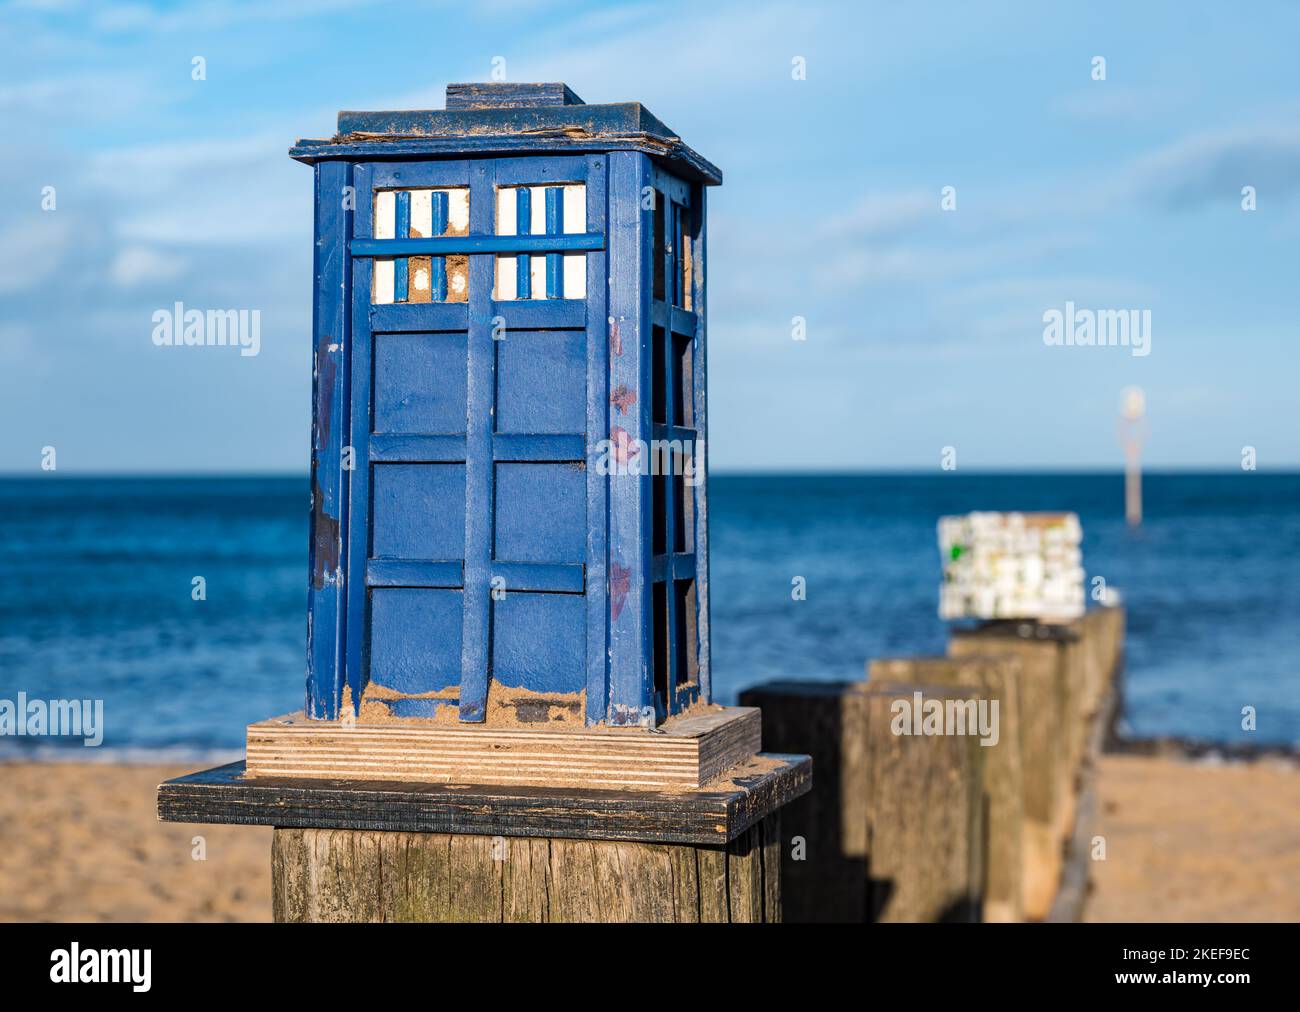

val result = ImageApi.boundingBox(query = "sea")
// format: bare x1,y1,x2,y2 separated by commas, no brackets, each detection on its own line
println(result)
1,472,1296,760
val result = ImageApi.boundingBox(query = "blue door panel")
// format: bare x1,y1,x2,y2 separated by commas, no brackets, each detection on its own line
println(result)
495,329,587,434
371,463,466,560
493,462,586,565
369,587,464,694
491,592,586,694
343,155,609,723
373,331,468,434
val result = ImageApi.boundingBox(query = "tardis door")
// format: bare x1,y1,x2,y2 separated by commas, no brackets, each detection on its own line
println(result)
344,156,609,724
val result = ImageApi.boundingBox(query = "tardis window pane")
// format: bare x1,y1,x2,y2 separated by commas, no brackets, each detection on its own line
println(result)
561,183,586,300
651,324,667,424
373,259,395,305
652,468,667,556
443,187,469,303
673,579,699,687
673,447,694,554
408,255,433,303
494,184,587,301
673,330,694,427
494,185,521,300
652,192,666,302
375,190,396,237
679,201,694,311
528,188,547,298
652,580,669,704
373,190,396,304
373,188,468,304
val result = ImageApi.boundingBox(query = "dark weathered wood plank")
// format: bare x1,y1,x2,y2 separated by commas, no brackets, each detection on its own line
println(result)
158,753,810,846
727,824,763,923
668,845,700,922
761,810,782,923
502,837,550,923
271,816,783,923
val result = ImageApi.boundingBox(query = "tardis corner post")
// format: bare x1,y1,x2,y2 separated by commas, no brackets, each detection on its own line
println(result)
305,158,353,722
157,81,810,923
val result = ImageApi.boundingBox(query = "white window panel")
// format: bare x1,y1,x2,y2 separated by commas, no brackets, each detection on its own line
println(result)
409,190,432,237
447,189,469,234
372,191,396,304
492,183,588,300
373,260,395,305
494,186,518,300
563,183,586,300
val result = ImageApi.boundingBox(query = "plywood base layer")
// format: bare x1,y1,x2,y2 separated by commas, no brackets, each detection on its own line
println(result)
246,706,762,791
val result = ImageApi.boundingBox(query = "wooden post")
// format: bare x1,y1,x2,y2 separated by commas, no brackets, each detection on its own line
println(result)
737,682,869,922
947,623,1068,919
740,681,985,922
945,610,1127,918
159,754,809,924
271,817,781,923
860,682,985,922
1081,605,1125,718
868,656,1024,922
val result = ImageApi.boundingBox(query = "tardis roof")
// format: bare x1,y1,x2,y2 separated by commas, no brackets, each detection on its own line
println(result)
289,82,722,186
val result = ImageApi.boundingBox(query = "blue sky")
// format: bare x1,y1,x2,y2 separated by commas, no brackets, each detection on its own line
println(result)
2,0,1298,473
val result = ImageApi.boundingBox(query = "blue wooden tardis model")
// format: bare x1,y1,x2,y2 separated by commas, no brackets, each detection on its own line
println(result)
293,83,721,732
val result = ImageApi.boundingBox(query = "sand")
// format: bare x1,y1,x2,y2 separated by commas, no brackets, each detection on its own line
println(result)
2,755,1296,922
1085,754,1300,922
0,763,270,922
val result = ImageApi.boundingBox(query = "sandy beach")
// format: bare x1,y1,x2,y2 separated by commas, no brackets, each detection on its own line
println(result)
2,755,1297,922
1085,754,1300,922
0,763,270,922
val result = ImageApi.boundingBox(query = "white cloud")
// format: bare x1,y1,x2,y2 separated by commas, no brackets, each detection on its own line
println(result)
0,215,76,293
816,190,935,241
86,134,304,245
1120,118,1300,208
109,245,187,287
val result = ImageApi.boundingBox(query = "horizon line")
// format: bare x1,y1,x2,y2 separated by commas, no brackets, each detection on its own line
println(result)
2,467,1296,480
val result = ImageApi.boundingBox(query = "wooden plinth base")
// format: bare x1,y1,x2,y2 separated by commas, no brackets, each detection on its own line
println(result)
157,753,809,845
160,753,809,923
272,815,783,922
246,705,761,791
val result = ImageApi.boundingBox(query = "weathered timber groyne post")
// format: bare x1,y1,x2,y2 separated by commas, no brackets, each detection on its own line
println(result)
736,682,871,921
869,656,1024,923
947,622,1075,916
158,82,810,922
740,680,986,922
741,603,1125,922
859,682,986,922
947,605,1125,918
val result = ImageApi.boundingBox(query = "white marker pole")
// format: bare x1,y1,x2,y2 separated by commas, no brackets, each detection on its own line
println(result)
1119,387,1146,527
